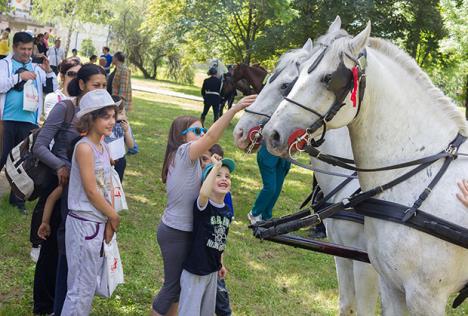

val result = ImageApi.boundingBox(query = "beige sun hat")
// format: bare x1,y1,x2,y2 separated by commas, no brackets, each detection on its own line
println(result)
77,89,117,119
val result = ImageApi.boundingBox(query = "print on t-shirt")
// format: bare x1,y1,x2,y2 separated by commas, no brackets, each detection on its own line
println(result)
208,215,230,251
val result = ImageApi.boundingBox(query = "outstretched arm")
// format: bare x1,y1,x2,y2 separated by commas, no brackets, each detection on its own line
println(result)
198,158,222,208
189,94,256,161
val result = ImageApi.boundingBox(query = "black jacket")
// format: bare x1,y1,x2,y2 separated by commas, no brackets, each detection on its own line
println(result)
201,76,222,104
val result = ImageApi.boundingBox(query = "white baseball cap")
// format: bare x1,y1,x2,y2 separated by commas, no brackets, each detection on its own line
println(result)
77,89,117,119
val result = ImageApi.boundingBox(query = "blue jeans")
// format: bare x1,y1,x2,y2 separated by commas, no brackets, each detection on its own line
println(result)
251,145,291,220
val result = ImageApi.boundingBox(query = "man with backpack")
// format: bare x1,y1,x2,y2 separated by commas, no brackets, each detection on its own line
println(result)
0,31,58,213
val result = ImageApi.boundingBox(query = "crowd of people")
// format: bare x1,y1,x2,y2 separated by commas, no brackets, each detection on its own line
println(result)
1,26,468,316
0,29,136,315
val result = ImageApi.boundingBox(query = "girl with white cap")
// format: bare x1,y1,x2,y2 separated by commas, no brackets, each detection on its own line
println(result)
61,89,120,316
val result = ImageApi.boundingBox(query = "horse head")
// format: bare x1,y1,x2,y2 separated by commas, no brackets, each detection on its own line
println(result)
232,63,248,82
233,16,347,152
262,21,371,157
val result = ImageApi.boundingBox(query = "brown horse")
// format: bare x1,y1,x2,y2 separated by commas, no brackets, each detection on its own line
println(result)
232,63,268,94
220,74,254,115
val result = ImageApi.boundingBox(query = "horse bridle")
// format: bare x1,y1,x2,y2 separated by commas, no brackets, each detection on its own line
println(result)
242,61,303,153
285,47,367,152
242,37,363,152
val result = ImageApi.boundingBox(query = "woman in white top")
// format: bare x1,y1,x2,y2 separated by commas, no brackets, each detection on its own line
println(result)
43,57,82,119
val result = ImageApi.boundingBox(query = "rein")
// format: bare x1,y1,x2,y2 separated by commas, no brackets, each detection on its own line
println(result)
285,50,367,152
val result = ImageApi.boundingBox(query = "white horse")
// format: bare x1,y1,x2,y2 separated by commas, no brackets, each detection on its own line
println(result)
262,20,468,315
234,17,379,315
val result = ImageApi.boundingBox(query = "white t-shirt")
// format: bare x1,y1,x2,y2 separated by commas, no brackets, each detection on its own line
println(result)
47,47,65,67
43,89,69,120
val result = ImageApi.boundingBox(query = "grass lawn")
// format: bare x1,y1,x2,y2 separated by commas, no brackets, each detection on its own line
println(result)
0,91,467,315
132,78,202,98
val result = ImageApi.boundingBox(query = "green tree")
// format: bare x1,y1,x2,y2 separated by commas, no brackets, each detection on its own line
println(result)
146,0,294,65
80,38,96,57
31,0,109,56
285,1,445,68
436,0,468,113
0,0,10,13
110,0,176,79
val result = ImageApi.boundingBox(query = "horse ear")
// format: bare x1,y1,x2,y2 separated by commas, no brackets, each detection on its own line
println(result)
303,38,313,52
349,21,371,56
327,16,341,33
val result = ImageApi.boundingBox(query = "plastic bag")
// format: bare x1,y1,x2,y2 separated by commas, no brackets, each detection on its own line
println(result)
111,167,128,212
96,234,124,298
23,80,39,112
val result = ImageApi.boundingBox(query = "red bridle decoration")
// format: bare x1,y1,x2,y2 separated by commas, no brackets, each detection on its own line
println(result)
350,66,359,107
287,128,308,151
246,126,263,152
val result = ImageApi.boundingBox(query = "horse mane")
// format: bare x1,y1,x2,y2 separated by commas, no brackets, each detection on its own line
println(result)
367,38,467,136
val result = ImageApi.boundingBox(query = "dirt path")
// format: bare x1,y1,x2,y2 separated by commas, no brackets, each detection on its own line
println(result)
132,81,203,103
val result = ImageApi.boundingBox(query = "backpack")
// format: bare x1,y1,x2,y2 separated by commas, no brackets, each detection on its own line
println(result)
5,100,76,201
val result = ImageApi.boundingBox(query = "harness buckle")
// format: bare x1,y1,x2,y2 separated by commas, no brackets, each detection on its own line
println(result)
445,144,458,157
312,212,322,225
402,207,417,222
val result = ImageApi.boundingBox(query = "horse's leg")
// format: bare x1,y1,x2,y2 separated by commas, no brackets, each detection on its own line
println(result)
405,284,447,316
353,261,378,315
379,278,408,316
334,257,357,316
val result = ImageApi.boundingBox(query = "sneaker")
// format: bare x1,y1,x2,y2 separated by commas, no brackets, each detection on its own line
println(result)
247,211,262,224
30,245,41,263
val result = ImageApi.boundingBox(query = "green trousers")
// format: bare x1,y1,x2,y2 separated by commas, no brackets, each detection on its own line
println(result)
251,145,291,220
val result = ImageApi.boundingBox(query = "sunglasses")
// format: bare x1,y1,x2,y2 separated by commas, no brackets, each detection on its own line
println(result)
66,71,78,78
181,127,207,136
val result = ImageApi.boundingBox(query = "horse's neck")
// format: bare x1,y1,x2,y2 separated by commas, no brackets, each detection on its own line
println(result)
312,128,359,200
348,48,461,188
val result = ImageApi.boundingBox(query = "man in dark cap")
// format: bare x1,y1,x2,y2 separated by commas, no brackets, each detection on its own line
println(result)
201,67,222,125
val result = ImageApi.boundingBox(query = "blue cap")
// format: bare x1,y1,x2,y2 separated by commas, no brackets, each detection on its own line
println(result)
202,158,236,182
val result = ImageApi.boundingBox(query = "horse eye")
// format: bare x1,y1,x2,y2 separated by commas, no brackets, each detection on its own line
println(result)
322,74,332,84
280,83,289,90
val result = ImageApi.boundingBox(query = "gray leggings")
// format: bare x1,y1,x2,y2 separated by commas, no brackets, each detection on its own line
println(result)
152,222,192,315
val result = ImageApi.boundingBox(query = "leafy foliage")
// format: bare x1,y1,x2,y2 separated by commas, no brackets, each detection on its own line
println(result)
31,0,110,55
80,38,96,57
29,0,466,106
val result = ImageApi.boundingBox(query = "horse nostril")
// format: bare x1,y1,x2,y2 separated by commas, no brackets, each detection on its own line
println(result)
234,128,244,141
238,128,244,140
272,130,281,144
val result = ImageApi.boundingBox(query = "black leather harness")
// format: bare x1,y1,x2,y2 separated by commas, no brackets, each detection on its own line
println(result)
249,42,468,307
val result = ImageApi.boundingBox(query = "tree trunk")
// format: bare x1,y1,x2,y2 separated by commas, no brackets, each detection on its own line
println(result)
131,59,152,79
64,0,79,57
151,60,158,80
465,75,468,120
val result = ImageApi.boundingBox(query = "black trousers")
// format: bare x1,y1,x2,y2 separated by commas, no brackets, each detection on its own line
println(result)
114,156,127,182
32,178,61,314
0,120,37,208
201,101,221,124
